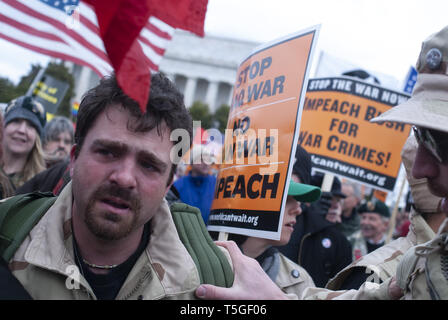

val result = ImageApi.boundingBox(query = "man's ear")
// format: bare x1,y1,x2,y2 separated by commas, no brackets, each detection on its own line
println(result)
69,144,78,177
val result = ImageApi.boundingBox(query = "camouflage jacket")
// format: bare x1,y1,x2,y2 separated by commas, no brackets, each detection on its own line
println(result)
301,277,394,300
8,182,205,300
396,218,448,300
326,210,435,290
276,253,315,296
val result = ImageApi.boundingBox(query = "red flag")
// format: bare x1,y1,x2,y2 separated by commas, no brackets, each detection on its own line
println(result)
148,0,207,37
1,0,208,113
85,0,208,112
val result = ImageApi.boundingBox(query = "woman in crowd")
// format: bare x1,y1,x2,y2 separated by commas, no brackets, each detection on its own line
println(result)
0,112,14,199
1,96,46,190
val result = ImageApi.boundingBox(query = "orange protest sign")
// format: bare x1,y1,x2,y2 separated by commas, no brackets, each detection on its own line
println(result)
207,27,320,240
373,189,388,203
300,77,411,191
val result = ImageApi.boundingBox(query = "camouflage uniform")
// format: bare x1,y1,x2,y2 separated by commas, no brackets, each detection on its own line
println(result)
275,253,315,297
326,134,440,290
370,24,448,300
8,183,209,299
396,219,448,299
326,210,434,290
301,280,393,300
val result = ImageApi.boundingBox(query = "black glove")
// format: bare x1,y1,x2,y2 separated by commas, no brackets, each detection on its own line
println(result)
309,191,332,216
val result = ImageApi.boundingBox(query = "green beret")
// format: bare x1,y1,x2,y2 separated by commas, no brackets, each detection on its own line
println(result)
358,200,390,218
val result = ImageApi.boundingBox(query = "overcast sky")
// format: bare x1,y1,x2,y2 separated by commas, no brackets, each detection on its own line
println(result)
1,0,448,86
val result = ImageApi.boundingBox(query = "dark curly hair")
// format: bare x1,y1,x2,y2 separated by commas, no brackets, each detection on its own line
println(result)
74,73,192,182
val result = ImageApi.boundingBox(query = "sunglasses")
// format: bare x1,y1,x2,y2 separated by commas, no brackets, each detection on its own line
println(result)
413,126,448,163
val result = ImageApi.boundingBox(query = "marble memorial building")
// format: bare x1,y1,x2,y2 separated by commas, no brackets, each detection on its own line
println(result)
67,31,259,113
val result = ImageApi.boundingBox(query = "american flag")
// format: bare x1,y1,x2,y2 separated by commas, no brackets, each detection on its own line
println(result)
1,0,208,111
0,0,176,78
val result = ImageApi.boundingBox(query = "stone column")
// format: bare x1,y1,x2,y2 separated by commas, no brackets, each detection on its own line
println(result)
227,85,234,107
184,77,197,108
205,80,219,112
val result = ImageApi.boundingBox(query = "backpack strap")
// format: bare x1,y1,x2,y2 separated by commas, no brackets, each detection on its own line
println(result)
0,192,56,262
170,202,234,288
52,163,71,195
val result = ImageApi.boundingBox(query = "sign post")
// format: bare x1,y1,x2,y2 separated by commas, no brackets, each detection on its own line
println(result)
321,172,334,193
386,175,407,244
26,67,46,97
208,26,320,240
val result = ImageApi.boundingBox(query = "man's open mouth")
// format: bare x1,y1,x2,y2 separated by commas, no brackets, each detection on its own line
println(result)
101,197,131,210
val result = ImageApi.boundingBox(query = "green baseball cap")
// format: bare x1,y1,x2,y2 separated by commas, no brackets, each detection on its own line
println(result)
288,181,321,203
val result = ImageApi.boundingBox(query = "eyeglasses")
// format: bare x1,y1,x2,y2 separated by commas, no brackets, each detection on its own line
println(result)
413,126,448,163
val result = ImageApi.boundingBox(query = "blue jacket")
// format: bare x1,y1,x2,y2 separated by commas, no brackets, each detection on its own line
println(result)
173,174,216,223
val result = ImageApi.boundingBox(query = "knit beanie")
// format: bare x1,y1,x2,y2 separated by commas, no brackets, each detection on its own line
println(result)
4,96,47,137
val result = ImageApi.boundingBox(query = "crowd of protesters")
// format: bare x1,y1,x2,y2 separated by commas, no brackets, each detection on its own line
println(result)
0,87,410,298
1,24,448,301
